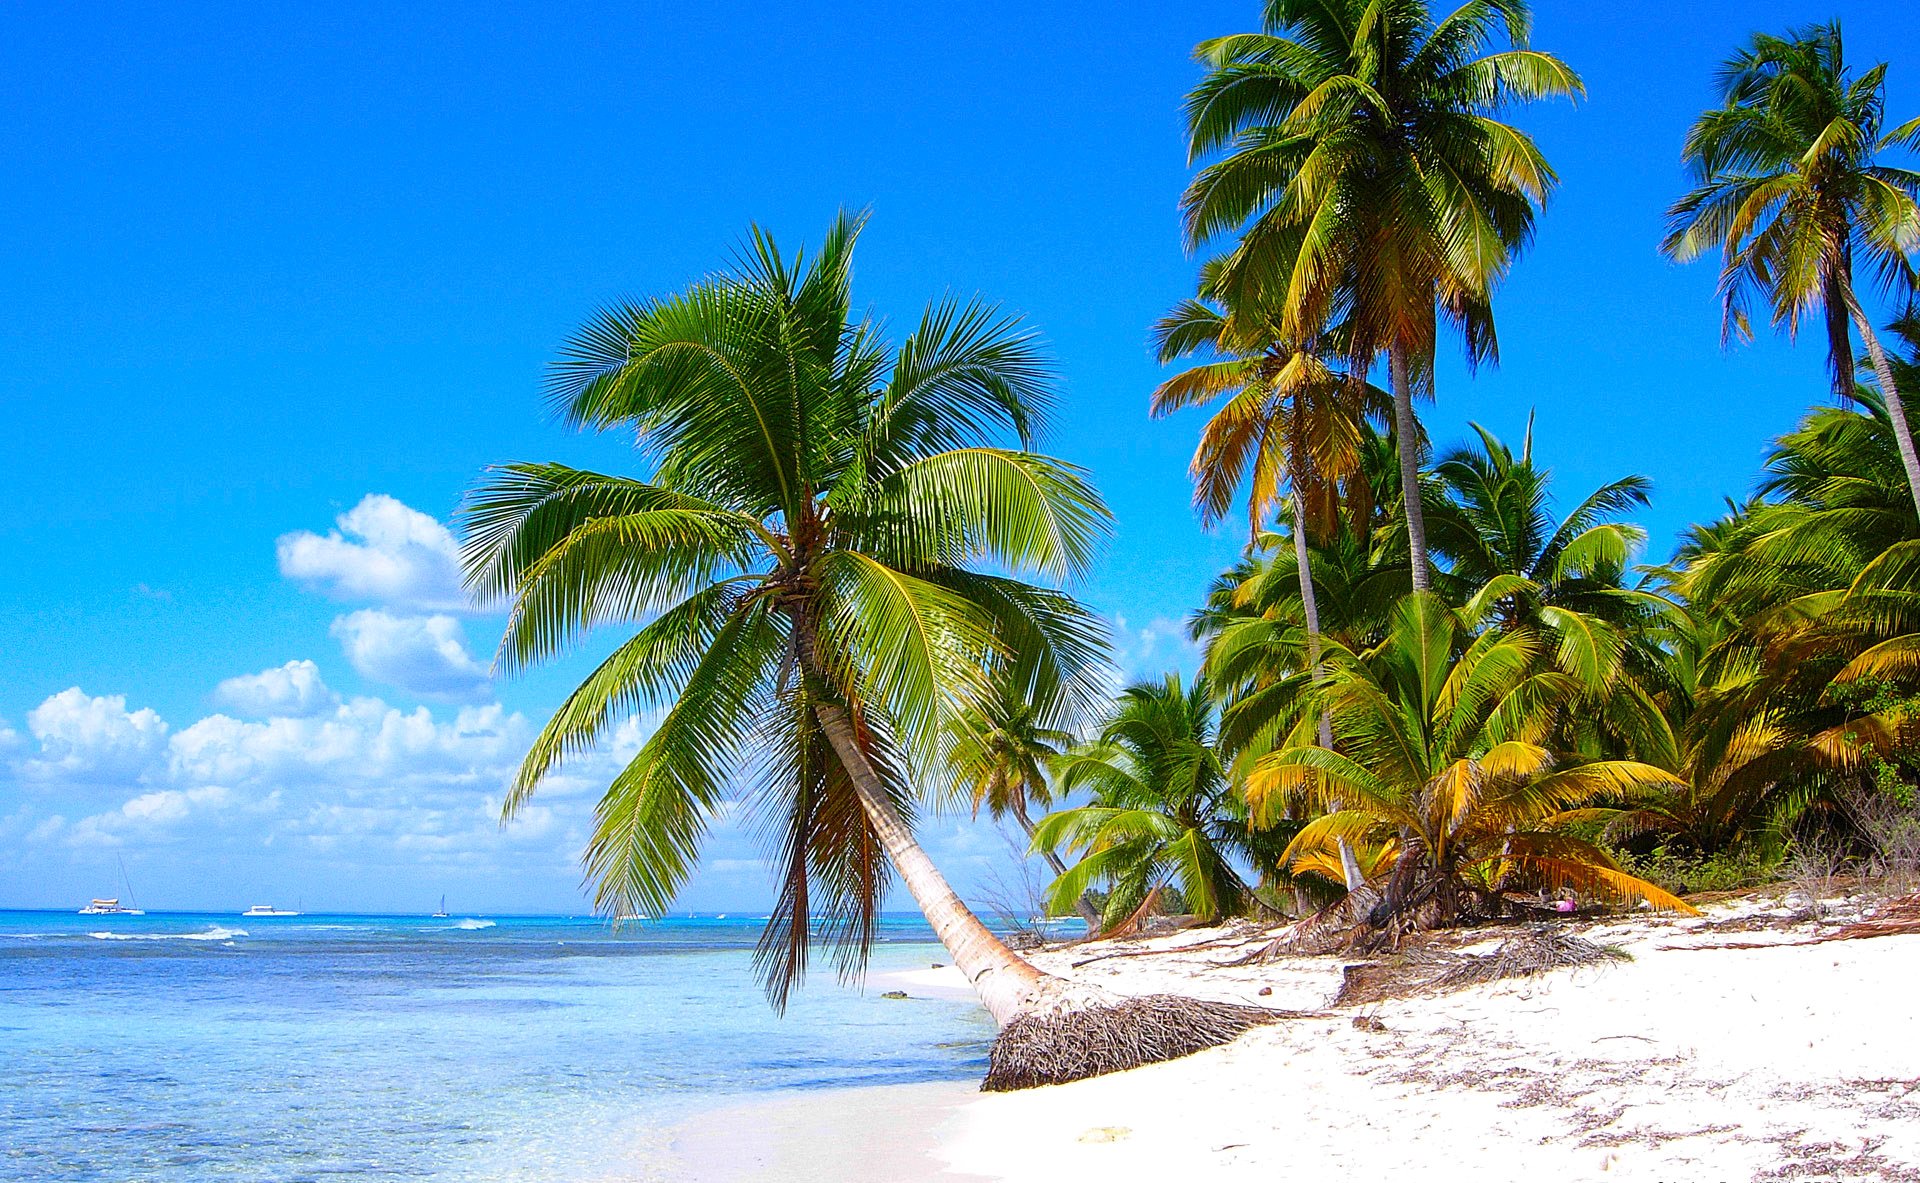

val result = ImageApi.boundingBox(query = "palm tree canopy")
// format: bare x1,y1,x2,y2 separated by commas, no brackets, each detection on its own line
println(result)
1247,594,1696,914
460,213,1112,1006
1036,674,1278,925
1662,20,1920,389
1182,0,1583,365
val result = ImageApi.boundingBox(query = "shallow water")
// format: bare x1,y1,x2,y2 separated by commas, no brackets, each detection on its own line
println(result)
0,910,993,1181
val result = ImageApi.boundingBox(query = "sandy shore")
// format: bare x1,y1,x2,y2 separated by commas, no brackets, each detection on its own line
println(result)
669,891,1920,1182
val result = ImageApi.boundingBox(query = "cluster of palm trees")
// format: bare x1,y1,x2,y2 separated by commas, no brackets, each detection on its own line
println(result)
460,2,1920,1061
1019,7,1920,938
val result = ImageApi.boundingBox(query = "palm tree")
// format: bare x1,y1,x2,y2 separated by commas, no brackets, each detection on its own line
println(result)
946,685,1102,927
1426,419,1678,693
460,214,1115,1033
1183,0,1582,592
1036,674,1283,928
1248,594,1695,929
1150,270,1387,748
1663,21,1920,514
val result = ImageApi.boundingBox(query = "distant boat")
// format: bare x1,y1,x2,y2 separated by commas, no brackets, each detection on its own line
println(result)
241,905,300,917
431,895,449,919
80,857,145,915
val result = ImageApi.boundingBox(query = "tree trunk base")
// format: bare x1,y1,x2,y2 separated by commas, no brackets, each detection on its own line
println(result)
980,984,1306,1091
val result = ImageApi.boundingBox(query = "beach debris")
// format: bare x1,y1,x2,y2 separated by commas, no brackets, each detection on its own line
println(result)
1352,1015,1388,1032
1078,1127,1131,1143
880,990,909,1000
981,992,1317,1091
1333,929,1631,1007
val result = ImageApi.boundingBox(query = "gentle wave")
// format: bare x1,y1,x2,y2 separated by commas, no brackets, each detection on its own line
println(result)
452,918,495,930
89,926,248,942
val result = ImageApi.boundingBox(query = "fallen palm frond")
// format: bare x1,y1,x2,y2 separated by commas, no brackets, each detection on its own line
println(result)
981,993,1315,1091
1810,895,1920,944
1332,929,1631,1007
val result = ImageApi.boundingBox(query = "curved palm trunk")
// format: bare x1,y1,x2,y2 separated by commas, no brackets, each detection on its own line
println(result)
1389,343,1431,592
784,612,1044,1025
1847,290,1920,521
809,695,1046,1025
1012,800,1103,929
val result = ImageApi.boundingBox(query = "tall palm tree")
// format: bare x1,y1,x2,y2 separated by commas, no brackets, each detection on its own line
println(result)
1183,0,1582,592
1150,268,1386,746
460,214,1113,1029
1248,595,1695,928
1663,21,1920,513
1036,674,1283,927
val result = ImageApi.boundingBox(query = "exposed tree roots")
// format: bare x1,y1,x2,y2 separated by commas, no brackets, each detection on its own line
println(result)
981,992,1312,1092
1333,929,1630,1007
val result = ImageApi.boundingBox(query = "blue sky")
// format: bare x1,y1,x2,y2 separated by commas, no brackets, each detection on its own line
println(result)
3,2,1917,913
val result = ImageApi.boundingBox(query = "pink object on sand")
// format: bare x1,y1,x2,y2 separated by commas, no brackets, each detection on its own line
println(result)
1555,899,1577,913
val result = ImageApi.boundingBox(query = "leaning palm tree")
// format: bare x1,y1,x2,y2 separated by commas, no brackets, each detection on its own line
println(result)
1663,20,1920,513
1249,594,1696,933
1183,0,1583,592
463,214,1269,1090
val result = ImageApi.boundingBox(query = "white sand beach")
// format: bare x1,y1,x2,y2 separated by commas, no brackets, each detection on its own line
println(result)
674,890,1920,1182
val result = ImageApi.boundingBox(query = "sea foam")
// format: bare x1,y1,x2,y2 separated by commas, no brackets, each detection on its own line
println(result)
89,926,248,942
452,918,495,930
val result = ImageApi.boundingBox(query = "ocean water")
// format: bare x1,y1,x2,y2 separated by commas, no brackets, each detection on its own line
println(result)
0,910,994,1182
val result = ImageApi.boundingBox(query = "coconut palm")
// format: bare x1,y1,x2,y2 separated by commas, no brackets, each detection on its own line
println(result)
1426,419,1678,695
1663,20,1920,513
1151,269,1388,750
1183,0,1583,592
460,214,1116,1033
1247,594,1695,928
1037,674,1285,928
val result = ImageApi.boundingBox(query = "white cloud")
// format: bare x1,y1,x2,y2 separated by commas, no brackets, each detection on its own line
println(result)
330,610,490,701
213,660,337,718
21,689,169,783
277,494,468,612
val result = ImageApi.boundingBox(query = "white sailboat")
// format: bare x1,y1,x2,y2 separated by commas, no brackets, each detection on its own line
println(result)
431,895,449,918
79,857,145,915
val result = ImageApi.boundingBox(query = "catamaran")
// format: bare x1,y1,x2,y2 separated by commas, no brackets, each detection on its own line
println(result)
431,895,449,918
79,858,145,915
241,904,300,917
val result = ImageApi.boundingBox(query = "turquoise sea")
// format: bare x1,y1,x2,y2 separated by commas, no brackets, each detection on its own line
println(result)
0,910,993,1181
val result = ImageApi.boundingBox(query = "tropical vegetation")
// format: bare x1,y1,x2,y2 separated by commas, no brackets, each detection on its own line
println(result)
471,2,1920,1088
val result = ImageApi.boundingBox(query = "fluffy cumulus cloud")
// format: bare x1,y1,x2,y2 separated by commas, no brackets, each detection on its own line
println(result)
20,689,169,783
330,610,491,701
213,660,337,718
2,679,562,866
277,494,469,613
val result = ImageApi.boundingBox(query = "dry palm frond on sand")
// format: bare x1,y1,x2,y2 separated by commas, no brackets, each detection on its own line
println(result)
1333,929,1631,1007
982,994,1318,1091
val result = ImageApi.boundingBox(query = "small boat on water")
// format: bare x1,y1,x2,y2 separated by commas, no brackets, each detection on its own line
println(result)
241,904,300,917
80,858,145,915
431,895,449,919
